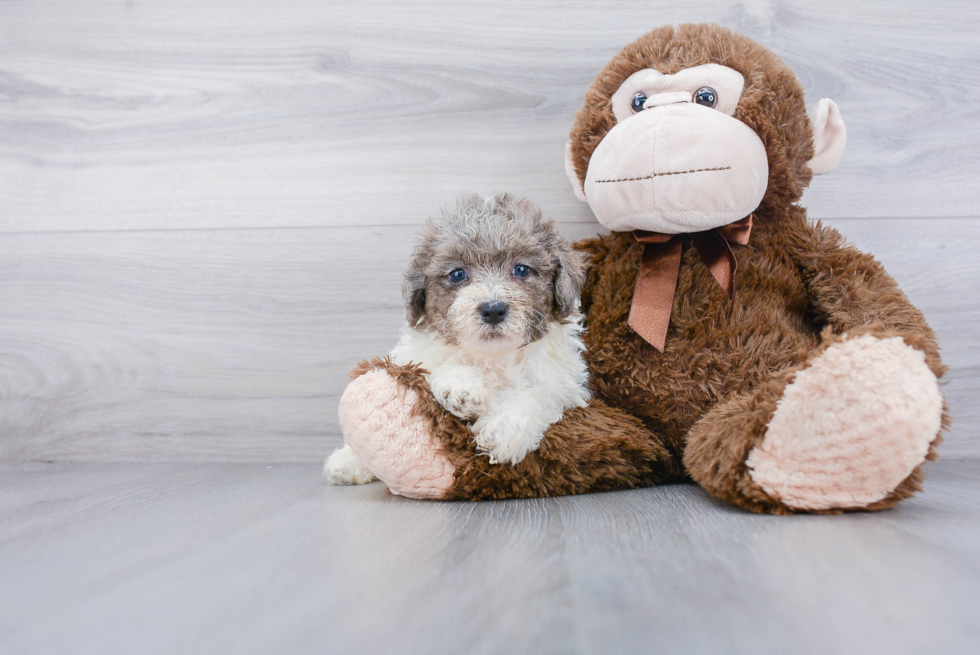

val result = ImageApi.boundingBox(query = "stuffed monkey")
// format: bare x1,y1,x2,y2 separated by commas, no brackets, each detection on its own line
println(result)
336,24,946,514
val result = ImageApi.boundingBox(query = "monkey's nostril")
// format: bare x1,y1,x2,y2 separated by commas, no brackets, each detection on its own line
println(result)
479,301,509,326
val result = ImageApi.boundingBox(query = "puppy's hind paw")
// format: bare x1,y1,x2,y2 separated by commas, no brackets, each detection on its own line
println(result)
324,444,378,485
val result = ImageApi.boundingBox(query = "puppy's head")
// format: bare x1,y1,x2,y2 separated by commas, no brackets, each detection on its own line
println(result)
404,193,589,355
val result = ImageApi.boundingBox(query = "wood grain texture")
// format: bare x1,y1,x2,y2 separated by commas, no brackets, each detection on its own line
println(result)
1,0,979,233
0,0,977,463
1,459,978,654
0,218,976,462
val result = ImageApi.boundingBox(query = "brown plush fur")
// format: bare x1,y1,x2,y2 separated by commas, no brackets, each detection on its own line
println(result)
576,209,946,513
350,24,947,512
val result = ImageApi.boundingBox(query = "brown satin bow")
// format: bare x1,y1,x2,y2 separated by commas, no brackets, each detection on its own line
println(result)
628,214,753,351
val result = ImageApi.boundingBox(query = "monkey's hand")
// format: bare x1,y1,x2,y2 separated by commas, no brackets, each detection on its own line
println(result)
427,364,490,421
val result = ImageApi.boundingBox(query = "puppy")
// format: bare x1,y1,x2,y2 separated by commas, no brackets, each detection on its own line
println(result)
326,192,591,485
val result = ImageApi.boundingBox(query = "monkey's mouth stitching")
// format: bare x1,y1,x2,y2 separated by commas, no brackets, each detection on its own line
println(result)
595,166,732,184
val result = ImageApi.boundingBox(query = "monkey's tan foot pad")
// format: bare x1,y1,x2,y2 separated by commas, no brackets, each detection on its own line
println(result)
338,369,455,499
746,335,943,511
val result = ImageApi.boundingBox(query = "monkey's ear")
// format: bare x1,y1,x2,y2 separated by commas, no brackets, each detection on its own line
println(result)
807,99,847,175
564,141,589,203
552,241,590,319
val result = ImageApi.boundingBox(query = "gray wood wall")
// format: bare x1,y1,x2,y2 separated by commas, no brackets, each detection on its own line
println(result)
2,0,978,462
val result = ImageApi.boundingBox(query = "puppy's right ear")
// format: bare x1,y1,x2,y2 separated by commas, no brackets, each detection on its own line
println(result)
403,223,434,326
402,260,427,326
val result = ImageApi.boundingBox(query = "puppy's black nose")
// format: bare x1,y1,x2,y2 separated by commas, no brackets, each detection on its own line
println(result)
479,300,509,326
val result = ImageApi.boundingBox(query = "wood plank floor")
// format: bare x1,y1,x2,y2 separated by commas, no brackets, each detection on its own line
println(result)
1,459,978,654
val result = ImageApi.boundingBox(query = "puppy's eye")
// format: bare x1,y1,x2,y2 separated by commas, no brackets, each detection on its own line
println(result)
448,268,467,284
511,264,531,279
630,92,648,113
693,86,718,108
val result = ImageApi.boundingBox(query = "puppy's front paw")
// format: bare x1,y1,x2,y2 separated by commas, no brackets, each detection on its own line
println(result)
440,387,488,421
324,444,378,485
428,366,489,420
471,415,542,466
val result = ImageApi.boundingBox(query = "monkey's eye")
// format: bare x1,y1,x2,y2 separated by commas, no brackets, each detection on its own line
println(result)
693,87,718,109
630,92,648,113
511,264,531,279
448,268,468,284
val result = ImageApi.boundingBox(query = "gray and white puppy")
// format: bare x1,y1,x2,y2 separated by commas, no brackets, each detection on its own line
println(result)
326,192,591,484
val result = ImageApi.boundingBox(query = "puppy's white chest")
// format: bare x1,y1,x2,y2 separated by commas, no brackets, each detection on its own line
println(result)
458,354,524,392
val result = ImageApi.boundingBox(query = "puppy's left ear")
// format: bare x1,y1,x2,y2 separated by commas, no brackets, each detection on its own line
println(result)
551,239,590,319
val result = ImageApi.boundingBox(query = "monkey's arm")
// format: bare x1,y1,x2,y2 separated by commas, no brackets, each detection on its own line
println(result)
338,357,681,500
785,215,944,370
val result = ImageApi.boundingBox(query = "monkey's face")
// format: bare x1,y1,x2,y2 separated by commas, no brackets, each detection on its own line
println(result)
565,25,847,232
583,64,768,234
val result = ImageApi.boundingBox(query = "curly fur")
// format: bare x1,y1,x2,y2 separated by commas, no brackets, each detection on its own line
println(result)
329,193,592,477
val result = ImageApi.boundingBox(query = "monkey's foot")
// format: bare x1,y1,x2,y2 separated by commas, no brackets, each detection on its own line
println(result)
746,334,943,510
338,369,455,499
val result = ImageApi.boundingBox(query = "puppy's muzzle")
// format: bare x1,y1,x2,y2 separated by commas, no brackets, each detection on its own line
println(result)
479,300,509,326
